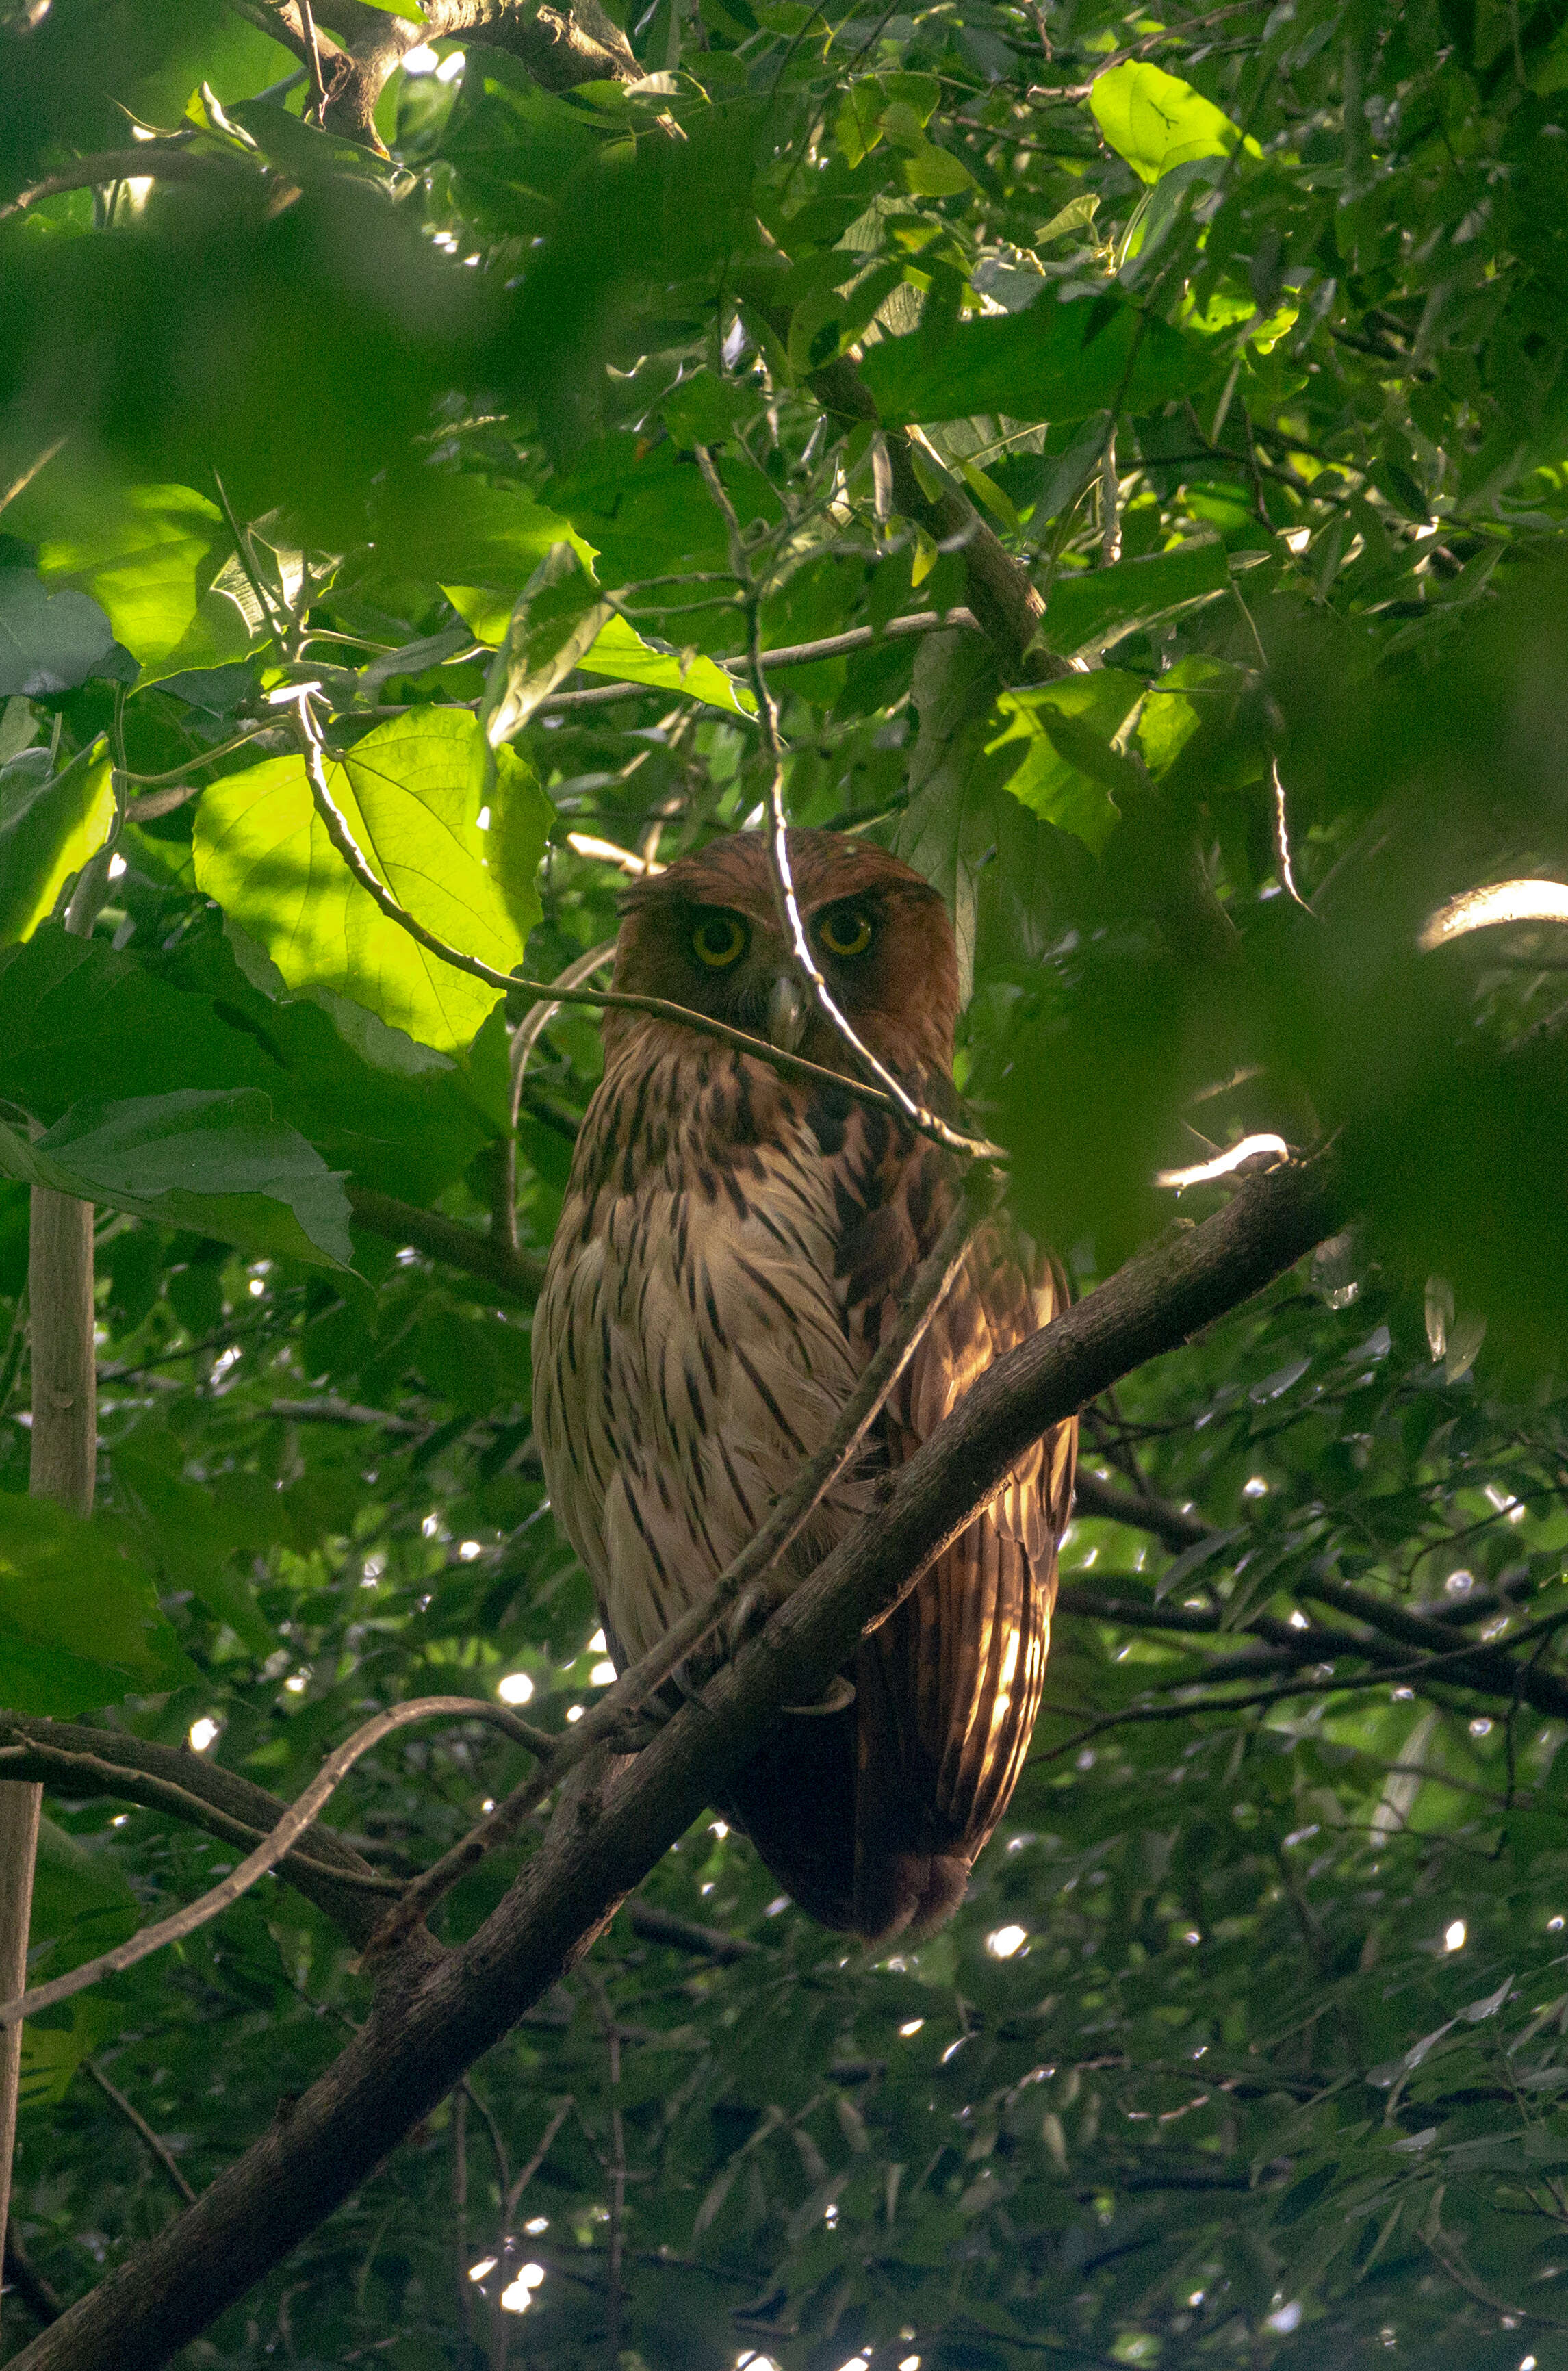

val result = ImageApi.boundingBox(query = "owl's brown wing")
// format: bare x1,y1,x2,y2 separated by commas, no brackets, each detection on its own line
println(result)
722,1119,1076,1945
849,1226,1075,1940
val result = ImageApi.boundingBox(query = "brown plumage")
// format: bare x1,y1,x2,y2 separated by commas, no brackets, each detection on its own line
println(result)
532,829,1076,1943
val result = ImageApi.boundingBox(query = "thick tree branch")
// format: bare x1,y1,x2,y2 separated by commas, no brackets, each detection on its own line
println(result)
0,1720,398,1946
10,1146,1346,2371
251,0,640,144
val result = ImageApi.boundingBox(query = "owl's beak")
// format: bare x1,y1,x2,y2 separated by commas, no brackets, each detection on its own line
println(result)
766,971,807,1053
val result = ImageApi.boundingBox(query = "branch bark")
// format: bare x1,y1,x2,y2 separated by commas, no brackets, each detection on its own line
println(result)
247,0,641,146
0,1166,97,2307
8,1145,1345,2371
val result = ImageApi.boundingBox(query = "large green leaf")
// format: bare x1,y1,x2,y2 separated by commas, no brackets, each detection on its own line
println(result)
372,467,594,592
858,295,1213,428
0,925,504,1201
194,708,548,1053
0,1090,355,1272
0,1496,194,1717
0,567,122,697
1043,541,1231,658
990,671,1147,854
1090,61,1262,185
8,480,261,680
0,744,115,945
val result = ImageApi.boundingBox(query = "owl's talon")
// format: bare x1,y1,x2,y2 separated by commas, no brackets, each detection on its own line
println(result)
782,1674,856,1716
725,1583,773,1660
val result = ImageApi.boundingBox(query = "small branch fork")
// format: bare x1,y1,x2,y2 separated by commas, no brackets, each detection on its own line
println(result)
0,1697,546,2032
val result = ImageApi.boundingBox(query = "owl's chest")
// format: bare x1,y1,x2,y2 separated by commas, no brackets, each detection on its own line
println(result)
532,1057,894,1648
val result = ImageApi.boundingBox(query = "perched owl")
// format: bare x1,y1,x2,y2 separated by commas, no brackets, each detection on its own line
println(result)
533,830,1076,1943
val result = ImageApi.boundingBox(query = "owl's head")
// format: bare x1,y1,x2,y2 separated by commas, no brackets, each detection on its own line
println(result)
611,829,960,1077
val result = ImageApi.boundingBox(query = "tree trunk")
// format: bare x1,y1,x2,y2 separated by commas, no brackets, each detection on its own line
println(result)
0,1186,96,2339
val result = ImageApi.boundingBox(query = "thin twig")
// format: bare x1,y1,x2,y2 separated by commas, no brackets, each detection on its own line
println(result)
0,1733,404,1897
363,1170,997,1960
296,0,331,119
501,941,616,1253
0,1697,552,2029
86,2062,196,2207
504,2097,574,2228
0,437,67,521
691,445,1004,1164
580,1973,624,2368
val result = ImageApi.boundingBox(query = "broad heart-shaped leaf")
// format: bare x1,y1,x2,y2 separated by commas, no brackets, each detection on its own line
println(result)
194,708,546,1054
0,1494,194,1717
990,671,1146,855
0,568,122,697
6,479,261,681
1043,541,1230,659
0,1090,355,1273
0,745,115,945
18,1999,123,2115
1090,61,1263,185
858,294,1213,428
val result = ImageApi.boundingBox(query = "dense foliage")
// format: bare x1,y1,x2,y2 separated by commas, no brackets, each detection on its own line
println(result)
4,0,1568,2365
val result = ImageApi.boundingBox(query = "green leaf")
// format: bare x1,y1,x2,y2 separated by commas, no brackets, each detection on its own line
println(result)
7,479,263,680
0,1090,355,1272
858,294,1212,428
18,1999,123,2114
900,140,975,197
574,614,756,717
1090,61,1263,185
28,1816,140,1977
1043,540,1231,658
114,1449,281,1655
194,708,534,1053
374,470,594,594
0,568,121,697
0,745,116,945
0,1496,194,1716
990,671,1146,854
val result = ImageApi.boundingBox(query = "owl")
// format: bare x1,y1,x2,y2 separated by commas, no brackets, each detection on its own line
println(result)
533,830,1076,1943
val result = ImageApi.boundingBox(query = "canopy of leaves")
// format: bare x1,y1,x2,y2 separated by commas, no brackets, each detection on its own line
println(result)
3,0,1568,2367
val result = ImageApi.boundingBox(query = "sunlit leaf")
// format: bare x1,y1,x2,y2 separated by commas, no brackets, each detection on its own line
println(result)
194,708,542,1053
1090,61,1263,185
0,744,115,945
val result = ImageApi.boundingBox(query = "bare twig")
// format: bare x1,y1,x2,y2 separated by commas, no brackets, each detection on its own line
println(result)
691,444,1005,1165
86,2064,197,2208
0,1697,552,2031
504,2097,573,2229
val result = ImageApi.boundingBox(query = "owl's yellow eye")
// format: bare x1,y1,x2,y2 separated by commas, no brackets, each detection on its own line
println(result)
691,911,749,969
817,906,874,960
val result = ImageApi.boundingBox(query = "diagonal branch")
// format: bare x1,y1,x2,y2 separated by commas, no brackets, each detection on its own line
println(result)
363,1166,998,1960
8,1145,1346,2371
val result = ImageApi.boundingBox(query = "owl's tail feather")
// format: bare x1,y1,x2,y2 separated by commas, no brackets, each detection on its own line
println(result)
854,1850,968,1947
